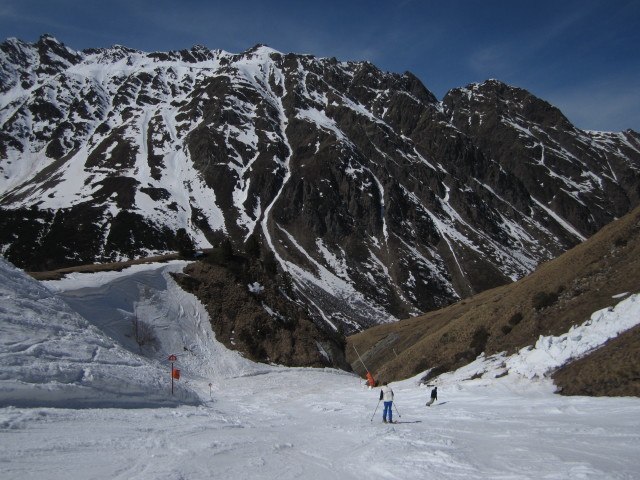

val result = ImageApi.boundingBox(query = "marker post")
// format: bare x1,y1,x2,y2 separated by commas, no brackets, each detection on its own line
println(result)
168,354,177,394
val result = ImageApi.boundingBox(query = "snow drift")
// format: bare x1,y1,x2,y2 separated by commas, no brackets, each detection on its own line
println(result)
0,257,201,408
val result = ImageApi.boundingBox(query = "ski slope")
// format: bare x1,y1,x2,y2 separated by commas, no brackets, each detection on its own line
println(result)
1,258,639,479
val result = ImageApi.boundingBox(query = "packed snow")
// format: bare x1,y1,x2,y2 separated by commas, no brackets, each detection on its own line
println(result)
1,257,639,479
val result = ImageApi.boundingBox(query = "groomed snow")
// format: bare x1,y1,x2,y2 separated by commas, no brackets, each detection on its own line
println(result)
1,258,639,479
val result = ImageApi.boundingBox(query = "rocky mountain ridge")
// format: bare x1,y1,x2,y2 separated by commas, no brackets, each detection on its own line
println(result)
1,34,640,336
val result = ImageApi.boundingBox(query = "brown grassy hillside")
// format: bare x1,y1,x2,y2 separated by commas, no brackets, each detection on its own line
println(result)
552,324,640,396
347,206,640,396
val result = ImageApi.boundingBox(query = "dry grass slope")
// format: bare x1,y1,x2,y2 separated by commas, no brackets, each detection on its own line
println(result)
552,325,640,397
347,206,640,396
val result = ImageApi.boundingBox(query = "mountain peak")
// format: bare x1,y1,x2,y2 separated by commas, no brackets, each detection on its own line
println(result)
35,33,80,62
445,78,575,132
37,33,61,44
243,43,282,57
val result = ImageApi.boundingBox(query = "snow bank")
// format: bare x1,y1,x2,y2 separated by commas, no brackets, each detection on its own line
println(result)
432,292,640,388
0,258,200,408
507,293,640,379
44,260,268,383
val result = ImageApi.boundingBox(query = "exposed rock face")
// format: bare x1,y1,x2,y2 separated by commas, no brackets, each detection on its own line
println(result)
172,254,350,370
1,35,640,335
443,81,640,235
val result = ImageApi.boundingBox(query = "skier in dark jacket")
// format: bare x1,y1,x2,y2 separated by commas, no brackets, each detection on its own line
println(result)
426,386,437,406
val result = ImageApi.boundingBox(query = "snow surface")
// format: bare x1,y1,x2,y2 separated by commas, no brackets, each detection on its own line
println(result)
1,257,639,479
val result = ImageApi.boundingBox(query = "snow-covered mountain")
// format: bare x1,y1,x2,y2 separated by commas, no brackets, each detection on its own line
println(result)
1,34,640,333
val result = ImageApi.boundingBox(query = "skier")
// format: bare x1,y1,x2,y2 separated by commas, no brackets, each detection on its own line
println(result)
379,381,395,423
426,386,437,406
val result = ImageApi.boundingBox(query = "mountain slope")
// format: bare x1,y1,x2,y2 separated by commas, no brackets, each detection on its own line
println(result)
444,80,640,234
346,205,640,395
1,35,640,334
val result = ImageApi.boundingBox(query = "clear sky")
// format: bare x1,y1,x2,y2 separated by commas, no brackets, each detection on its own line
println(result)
1,0,639,132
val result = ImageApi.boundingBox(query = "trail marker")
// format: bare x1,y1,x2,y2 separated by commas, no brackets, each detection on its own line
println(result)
168,355,178,394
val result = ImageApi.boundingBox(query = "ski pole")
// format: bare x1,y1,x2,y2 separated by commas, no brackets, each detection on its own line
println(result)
370,399,381,422
393,402,401,418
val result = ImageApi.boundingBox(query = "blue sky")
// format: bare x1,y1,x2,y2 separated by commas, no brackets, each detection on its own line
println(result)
1,0,639,132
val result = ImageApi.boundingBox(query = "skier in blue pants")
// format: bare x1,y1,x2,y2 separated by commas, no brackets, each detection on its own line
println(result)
379,381,394,423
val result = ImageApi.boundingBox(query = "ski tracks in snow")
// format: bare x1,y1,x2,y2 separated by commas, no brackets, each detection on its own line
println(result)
1,369,640,479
